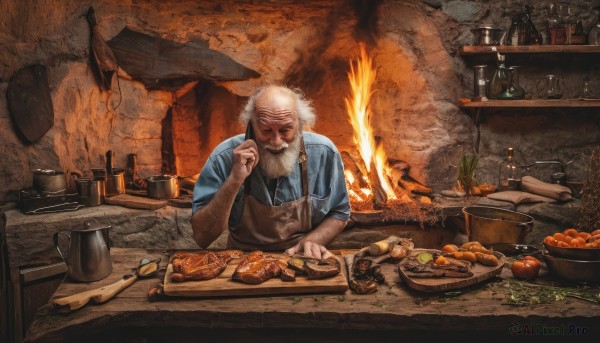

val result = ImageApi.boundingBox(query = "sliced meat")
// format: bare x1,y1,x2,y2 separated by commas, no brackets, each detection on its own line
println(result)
169,249,242,282
305,257,341,280
170,251,226,282
232,250,283,284
280,268,296,282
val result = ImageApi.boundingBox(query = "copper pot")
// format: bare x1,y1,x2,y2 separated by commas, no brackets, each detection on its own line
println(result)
462,206,533,246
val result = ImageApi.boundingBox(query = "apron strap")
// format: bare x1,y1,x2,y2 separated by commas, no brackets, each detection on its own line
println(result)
299,136,308,197
243,129,308,198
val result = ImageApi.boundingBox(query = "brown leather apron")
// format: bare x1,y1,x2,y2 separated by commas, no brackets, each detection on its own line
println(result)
228,136,311,251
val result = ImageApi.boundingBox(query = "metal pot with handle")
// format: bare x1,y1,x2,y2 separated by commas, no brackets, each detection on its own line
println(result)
147,175,180,199
462,206,533,247
53,222,112,282
32,169,67,195
105,150,125,197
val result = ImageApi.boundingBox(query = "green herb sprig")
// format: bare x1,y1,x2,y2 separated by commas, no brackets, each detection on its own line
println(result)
489,279,600,306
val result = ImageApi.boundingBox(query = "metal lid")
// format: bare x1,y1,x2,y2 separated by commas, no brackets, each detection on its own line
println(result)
71,221,111,232
33,169,65,175
147,175,178,182
471,25,501,31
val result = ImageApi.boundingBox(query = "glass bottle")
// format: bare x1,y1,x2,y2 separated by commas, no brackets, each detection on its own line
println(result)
489,53,508,99
546,3,565,45
507,66,525,99
498,147,522,191
588,7,600,46
508,14,520,46
518,7,532,45
473,65,488,100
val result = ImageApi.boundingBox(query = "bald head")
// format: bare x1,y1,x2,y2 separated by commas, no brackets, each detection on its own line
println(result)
254,86,299,128
239,85,316,131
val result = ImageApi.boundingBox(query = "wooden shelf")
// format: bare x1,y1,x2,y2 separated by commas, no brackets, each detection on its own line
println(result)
459,45,600,55
457,99,600,108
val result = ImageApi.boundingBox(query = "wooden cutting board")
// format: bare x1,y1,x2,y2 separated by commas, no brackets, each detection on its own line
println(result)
104,194,167,210
398,249,506,292
163,252,348,297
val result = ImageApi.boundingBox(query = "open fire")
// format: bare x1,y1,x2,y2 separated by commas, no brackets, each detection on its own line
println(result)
342,45,436,221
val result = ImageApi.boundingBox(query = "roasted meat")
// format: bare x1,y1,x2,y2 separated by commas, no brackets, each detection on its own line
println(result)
170,250,243,282
280,268,296,282
232,250,284,284
304,257,341,279
400,254,473,278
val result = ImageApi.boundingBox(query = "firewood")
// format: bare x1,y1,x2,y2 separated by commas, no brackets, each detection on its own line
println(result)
399,175,433,195
368,162,387,208
341,151,369,189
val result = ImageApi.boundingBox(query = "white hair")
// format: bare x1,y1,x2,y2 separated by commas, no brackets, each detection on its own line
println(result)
239,85,316,130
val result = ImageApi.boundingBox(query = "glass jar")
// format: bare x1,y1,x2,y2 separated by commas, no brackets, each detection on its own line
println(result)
507,66,525,99
489,53,508,99
498,147,522,191
473,65,488,100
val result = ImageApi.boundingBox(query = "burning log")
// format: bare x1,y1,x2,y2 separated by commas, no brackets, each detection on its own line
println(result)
341,151,369,189
399,175,433,196
368,161,388,208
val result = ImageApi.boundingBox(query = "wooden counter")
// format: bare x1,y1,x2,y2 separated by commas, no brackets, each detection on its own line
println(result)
24,248,600,343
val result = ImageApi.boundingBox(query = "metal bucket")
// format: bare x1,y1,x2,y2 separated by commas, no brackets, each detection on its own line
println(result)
462,206,533,246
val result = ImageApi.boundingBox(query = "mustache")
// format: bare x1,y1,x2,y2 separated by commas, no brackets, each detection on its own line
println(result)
264,142,289,151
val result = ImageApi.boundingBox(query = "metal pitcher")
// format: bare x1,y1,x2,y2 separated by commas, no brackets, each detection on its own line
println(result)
53,222,112,282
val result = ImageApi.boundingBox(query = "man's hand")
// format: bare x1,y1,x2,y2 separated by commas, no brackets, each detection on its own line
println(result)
231,140,259,184
285,241,334,259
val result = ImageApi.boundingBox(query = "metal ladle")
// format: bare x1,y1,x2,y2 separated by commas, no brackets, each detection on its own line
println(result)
52,257,161,311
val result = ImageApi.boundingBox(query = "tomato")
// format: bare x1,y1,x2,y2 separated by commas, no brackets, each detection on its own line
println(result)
511,259,541,280
564,228,579,237
522,255,541,268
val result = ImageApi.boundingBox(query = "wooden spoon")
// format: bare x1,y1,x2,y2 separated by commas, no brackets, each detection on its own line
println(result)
52,258,160,311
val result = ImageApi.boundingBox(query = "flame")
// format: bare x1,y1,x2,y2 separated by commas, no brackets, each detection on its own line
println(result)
344,44,396,201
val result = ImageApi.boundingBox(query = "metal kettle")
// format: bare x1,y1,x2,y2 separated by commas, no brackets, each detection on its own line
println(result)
53,222,112,282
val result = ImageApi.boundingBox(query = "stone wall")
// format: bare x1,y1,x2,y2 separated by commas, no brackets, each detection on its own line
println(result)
1,0,599,203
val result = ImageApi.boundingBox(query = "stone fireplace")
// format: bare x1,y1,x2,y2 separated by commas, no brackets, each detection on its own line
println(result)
1,0,599,207
4,2,600,339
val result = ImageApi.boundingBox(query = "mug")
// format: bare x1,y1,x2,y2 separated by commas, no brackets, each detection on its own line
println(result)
536,74,564,99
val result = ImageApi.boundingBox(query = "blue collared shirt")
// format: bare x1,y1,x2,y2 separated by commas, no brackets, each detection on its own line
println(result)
192,132,350,228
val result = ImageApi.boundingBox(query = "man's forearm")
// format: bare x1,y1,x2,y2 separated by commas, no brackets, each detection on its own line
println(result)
299,217,347,247
191,176,242,248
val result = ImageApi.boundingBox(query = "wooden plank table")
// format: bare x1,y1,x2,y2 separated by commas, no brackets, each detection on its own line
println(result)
24,248,600,343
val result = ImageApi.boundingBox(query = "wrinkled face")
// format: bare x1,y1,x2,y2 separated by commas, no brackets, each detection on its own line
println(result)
252,88,302,178
253,89,299,153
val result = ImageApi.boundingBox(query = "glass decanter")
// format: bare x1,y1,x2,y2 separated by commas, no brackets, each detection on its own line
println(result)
498,147,522,191
507,66,525,99
489,53,509,99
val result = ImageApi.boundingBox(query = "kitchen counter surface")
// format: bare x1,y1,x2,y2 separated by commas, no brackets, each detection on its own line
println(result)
24,248,600,343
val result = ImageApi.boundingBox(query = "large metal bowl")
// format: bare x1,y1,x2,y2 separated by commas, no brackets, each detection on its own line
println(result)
542,251,600,283
462,206,533,247
543,242,600,261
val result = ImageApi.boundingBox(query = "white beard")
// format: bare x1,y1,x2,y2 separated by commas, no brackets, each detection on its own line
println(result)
258,133,302,178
